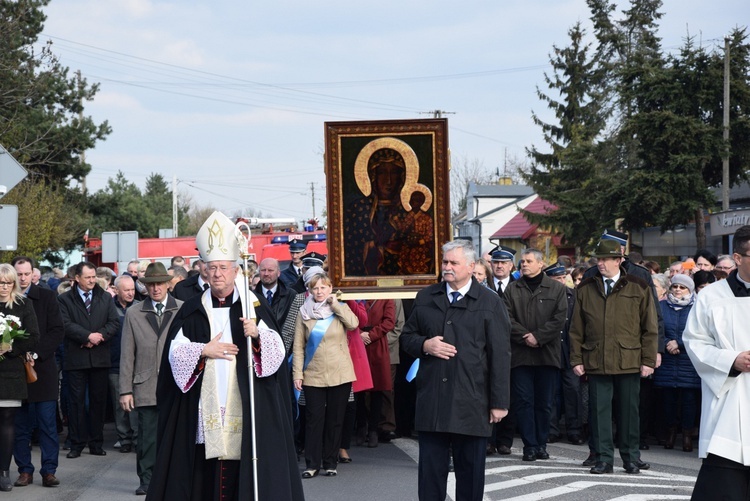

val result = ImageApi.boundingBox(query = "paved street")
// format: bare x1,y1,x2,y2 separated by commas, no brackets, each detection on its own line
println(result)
3,425,700,500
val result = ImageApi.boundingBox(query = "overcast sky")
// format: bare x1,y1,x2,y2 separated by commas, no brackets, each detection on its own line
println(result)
38,0,746,225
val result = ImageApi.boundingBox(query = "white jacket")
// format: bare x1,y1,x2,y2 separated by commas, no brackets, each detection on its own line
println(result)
684,278,750,465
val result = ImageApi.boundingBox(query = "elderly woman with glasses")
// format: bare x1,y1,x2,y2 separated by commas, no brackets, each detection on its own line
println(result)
0,264,39,491
653,274,701,452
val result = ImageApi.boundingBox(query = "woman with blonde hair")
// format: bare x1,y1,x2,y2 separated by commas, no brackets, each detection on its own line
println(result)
293,272,359,479
0,264,39,491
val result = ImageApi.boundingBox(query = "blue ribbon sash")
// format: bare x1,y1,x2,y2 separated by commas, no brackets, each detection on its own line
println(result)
295,314,335,404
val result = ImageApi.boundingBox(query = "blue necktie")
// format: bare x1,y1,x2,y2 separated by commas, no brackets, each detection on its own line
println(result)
266,290,273,305
450,291,461,304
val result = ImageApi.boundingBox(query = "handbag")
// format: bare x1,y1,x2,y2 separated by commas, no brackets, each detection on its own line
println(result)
23,353,37,384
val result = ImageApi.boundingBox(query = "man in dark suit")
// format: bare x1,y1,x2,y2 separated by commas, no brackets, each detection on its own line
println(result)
487,245,517,456
254,258,298,353
57,261,120,458
171,259,209,301
11,257,65,488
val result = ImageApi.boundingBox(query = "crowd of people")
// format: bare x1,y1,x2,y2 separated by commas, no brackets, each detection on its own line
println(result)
1,220,749,500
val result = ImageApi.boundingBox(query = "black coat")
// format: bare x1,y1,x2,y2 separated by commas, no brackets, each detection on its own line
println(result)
148,292,304,501
401,279,511,437
24,284,64,402
254,280,297,335
279,263,302,289
171,274,206,301
560,287,575,370
58,285,120,370
0,297,39,400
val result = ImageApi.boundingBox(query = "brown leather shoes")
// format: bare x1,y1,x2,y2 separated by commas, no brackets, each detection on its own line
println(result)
14,473,32,487
42,474,60,487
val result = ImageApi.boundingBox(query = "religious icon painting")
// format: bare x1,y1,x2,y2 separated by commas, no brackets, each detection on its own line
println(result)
324,118,451,297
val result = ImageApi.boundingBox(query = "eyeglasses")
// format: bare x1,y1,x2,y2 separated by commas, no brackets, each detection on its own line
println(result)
0,282,15,286
671,284,689,290
206,265,234,273
715,265,735,271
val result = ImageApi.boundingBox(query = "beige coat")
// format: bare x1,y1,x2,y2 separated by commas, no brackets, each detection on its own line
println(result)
120,295,183,407
293,301,358,388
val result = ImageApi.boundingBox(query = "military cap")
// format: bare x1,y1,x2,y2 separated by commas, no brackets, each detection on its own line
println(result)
543,263,567,277
301,251,326,268
490,245,516,262
601,229,628,247
289,239,308,253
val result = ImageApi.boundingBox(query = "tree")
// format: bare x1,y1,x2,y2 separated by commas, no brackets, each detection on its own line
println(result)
0,0,110,187
614,30,750,248
87,172,191,238
0,179,74,266
450,154,496,216
523,22,614,254
1,0,112,259
530,1,750,251
182,204,219,236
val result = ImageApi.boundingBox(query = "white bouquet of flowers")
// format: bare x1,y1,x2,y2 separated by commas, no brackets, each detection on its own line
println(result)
0,312,28,360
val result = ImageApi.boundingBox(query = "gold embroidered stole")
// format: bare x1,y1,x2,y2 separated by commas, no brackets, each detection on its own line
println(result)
200,290,243,460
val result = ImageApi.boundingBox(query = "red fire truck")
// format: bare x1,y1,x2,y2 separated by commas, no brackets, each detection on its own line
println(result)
84,218,327,271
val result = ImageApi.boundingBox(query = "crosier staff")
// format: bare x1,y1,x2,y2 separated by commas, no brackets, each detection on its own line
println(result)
235,220,259,500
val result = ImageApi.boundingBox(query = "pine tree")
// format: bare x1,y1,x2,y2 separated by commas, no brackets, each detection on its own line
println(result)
523,22,613,254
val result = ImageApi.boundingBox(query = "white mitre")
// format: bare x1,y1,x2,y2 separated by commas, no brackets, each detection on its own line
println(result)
196,211,243,263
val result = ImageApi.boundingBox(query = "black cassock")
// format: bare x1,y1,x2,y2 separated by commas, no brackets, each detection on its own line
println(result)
146,293,304,501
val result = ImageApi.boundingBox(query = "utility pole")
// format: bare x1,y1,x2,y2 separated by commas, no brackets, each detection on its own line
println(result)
310,182,316,220
172,175,178,237
419,110,455,119
722,36,731,211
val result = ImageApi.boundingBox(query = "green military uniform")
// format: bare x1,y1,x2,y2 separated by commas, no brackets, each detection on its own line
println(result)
569,265,658,468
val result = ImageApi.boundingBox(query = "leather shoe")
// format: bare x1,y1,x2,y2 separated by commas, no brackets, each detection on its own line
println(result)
633,459,650,470
568,435,585,445
536,450,550,460
89,448,107,456
66,450,81,459
639,442,650,450
581,452,597,467
623,461,640,474
42,474,59,487
547,434,561,444
522,452,537,462
14,473,32,487
486,444,497,455
120,444,132,453
590,462,613,474
497,445,512,455
135,484,148,495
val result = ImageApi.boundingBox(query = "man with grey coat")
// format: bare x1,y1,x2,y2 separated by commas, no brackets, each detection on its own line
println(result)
119,263,183,495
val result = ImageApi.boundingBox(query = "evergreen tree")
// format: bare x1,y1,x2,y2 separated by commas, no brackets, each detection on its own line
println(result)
523,22,613,254
0,0,110,186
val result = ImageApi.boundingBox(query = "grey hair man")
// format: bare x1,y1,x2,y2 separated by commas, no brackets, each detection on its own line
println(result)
401,239,511,501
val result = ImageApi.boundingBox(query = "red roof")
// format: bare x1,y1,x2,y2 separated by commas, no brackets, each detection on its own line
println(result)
490,196,557,239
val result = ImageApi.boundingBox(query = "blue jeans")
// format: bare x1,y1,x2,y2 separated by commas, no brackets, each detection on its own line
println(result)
511,365,557,454
13,401,59,476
